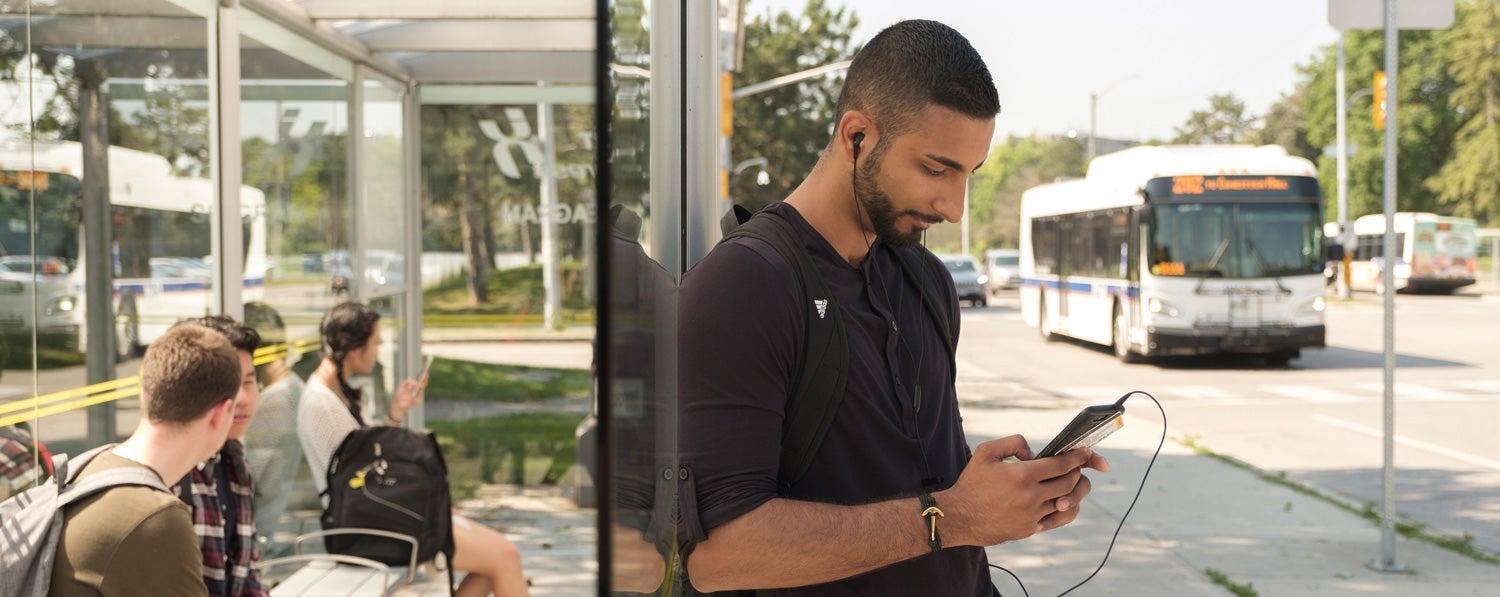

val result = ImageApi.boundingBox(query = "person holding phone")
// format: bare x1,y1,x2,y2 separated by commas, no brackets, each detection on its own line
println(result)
677,20,1109,596
297,301,530,597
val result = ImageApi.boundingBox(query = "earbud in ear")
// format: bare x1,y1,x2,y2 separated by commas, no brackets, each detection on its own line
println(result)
852,132,865,156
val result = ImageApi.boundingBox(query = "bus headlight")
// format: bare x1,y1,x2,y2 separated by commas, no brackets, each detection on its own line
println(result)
1299,296,1326,314
1147,297,1180,317
46,295,78,316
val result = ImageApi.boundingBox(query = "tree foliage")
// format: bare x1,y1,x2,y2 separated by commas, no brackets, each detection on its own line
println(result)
1173,93,1257,145
1257,82,1319,163
964,135,1086,254
1300,25,1462,222
730,0,859,212
1425,0,1500,223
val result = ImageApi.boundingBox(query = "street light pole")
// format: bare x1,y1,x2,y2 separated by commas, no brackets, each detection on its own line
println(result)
1087,74,1137,162
1089,92,1099,162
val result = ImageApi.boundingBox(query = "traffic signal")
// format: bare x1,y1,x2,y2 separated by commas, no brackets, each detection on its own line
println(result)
1372,71,1387,130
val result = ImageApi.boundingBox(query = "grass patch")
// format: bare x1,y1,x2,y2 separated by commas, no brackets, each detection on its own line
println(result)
1203,568,1257,597
1178,435,1500,567
423,263,593,318
428,411,587,499
424,357,590,403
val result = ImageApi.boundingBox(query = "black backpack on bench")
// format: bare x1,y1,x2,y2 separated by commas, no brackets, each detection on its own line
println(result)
322,426,456,572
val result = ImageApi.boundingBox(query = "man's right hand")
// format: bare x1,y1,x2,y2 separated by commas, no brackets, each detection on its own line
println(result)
933,435,1109,548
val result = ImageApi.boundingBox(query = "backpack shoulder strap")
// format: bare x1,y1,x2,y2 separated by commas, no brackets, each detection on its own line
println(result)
721,209,849,490
893,247,957,382
54,444,168,508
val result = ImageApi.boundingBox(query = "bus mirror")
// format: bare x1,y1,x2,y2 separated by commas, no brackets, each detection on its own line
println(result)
1138,209,1153,225
1324,243,1345,262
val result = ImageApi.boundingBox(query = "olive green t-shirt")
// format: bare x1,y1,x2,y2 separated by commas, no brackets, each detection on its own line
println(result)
49,449,208,597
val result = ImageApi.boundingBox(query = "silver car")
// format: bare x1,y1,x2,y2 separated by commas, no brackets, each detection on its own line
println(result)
937,254,988,307
984,249,1021,292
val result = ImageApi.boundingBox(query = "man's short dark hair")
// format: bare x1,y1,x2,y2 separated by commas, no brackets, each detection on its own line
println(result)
141,324,242,425
174,314,261,354
833,20,1000,139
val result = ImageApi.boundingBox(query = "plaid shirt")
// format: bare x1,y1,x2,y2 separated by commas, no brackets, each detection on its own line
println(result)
182,439,266,597
0,426,43,494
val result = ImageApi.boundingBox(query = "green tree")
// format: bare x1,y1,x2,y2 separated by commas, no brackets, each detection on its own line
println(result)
1302,28,1460,222
730,0,859,212
1173,93,1256,144
1257,81,1319,162
1425,0,1500,224
965,135,1087,254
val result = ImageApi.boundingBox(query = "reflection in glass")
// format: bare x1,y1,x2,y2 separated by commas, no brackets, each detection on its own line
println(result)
604,0,678,593
0,0,217,464
236,10,354,554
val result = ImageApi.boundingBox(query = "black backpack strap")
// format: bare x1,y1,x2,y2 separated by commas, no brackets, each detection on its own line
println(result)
893,247,957,383
720,209,849,490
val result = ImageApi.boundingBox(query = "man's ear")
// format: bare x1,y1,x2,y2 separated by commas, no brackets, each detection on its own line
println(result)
206,397,235,432
837,110,876,162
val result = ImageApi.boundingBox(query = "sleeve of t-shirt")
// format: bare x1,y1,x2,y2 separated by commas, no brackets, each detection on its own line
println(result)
678,239,803,542
102,502,208,597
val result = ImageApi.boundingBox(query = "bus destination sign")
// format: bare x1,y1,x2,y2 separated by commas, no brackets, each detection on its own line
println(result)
1147,175,1319,201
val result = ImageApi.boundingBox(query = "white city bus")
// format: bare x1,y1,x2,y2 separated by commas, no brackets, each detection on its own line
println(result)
0,142,266,360
1344,212,1477,294
1020,145,1330,364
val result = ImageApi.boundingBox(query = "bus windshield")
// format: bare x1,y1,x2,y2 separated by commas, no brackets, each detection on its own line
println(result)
1149,202,1323,279
0,171,83,264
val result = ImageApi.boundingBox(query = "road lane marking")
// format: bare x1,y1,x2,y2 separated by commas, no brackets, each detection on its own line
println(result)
955,357,1000,380
1260,384,1363,403
1165,385,1254,405
1311,414,1500,473
1449,380,1500,395
1354,382,1467,402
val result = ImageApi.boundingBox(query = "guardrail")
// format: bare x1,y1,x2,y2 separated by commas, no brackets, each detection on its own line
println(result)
0,337,321,428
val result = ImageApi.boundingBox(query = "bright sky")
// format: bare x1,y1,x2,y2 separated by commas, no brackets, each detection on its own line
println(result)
750,0,1340,142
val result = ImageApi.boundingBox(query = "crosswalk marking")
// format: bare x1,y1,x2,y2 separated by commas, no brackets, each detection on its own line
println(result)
1450,380,1500,394
1034,380,1500,408
1260,384,1363,403
1354,382,1468,402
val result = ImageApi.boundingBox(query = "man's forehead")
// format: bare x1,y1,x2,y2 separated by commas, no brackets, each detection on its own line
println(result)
898,105,995,170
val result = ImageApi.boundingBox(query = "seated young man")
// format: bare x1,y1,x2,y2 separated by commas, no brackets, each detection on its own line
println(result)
174,315,266,597
50,324,243,597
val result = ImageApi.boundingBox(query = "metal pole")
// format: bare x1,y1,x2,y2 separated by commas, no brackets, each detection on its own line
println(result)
214,0,244,321
648,0,683,278
1335,33,1352,299
960,181,970,255
1371,0,1404,573
685,0,722,267
538,99,561,330
79,61,116,445
1088,93,1098,162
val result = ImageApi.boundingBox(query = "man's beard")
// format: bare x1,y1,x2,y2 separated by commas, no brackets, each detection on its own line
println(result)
854,150,933,249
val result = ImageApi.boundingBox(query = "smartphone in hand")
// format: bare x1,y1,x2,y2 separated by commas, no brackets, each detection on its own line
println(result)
1037,402,1125,458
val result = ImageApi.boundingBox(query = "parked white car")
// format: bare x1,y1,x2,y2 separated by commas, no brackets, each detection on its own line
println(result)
984,249,1021,292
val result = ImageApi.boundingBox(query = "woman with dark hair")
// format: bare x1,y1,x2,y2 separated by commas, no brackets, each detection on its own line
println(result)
298,301,530,597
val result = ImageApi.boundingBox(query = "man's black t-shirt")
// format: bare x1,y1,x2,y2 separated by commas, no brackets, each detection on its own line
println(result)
679,202,991,596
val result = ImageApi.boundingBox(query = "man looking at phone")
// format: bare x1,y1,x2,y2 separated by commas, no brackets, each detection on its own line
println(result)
678,20,1108,595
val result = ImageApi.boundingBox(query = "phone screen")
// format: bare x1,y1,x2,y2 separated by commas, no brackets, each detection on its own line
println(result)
1037,403,1125,458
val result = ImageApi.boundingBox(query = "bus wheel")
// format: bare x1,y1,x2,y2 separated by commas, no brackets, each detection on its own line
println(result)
1113,304,1142,363
1038,296,1056,342
115,293,141,362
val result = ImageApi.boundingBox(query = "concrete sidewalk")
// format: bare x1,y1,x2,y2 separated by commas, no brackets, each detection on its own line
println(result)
969,404,1500,596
